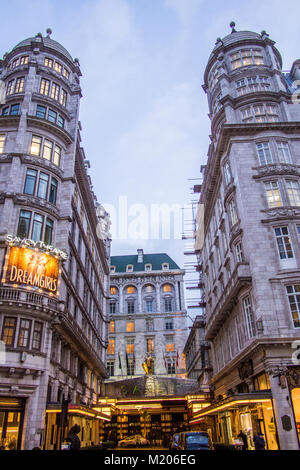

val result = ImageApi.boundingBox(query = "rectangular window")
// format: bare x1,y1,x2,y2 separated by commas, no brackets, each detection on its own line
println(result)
7,80,14,95
36,105,46,119
167,360,176,374
146,319,154,331
17,319,32,348
10,104,20,115
47,109,57,124
49,177,58,204
63,68,70,79
60,89,67,107
17,210,31,238
57,115,65,128
107,339,115,355
166,337,174,352
165,321,173,330
127,301,135,314
40,78,50,96
15,77,24,93
147,338,154,353
53,145,61,166
109,321,115,333
146,300,153,313
286,180,300,207
127,359,135,376
20,55,29,65
0,134,6,153
32,322,43,350
126,321,134,332
43,139,53,161
54,62,62,74
164,298,172,312
256,142,273,165
228,199,238,226
110,302,116,314
286,285,300,328
107,361,114,376
126,339,134,354
235,242,244,263
37,172,49,199
30,135,42,156
24,168,37,195
274,226,294,259
264,181,282,208
1,317,17,346
277,141,292,163
50,83,60,101
243,296,255,339
44,218,53,244
44,58,53,68
223,161,232,185
32,213,44,241
241,106,253,123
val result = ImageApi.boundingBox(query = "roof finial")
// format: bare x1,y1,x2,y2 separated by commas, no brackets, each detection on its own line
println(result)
46,28,52,38
230,21,236,33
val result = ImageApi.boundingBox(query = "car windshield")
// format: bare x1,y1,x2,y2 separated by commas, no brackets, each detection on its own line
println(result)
186,434,209,445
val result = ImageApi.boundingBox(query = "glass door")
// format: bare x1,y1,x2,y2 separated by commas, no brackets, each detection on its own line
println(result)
0,411,21,450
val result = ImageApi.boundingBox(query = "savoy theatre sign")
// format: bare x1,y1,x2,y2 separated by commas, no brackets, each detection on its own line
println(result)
1,235,67,295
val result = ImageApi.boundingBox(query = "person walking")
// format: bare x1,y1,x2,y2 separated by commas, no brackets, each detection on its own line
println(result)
66,424,81,450
237,430,248,450
253,432,265,450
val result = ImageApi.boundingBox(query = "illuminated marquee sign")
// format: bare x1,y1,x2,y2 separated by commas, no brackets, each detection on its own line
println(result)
2,246,60,295
5,235,68,261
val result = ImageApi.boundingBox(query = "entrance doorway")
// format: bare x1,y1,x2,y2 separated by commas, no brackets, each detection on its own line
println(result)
0,398,25,450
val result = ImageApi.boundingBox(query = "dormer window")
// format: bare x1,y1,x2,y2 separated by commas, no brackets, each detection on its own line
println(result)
126,265,133,273
145,264,152,272
162,263,169,271
110,266,116,274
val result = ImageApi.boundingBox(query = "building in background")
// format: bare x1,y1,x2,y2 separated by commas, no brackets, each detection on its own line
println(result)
189,23,300,450
107,249,187,379
0,30,110,449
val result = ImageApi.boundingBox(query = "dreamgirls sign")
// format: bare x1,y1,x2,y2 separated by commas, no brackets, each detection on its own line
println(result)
1,235,67,295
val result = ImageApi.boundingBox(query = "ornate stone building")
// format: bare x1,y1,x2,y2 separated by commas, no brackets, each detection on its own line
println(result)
0,31,110,449
106,249,187,379
190,23,300,450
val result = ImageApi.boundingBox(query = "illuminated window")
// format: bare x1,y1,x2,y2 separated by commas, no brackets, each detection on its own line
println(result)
231,48,264,69
126,338,134,353
146,285,153,292
147,338,154,353
166,338,174,352
60,89,67,107
163,284,172,293
53,145,61,166
286,180,300,207
127,286,135,294
18,319,32,348
110,266,116,273
126,265,133,273
43,139,53,161
107,339,115,355
44,57,53,68
63,68,70,79
126,321,134,332
50,83,60,101
110,287,117,295
286,285,300,328
40,78,50,96
6,80,14,95
264,181,282,208
15,77,24,93
1,317,17,346
54,62,62,74
274,227,294,260
0,134,5,153
109,321,115,333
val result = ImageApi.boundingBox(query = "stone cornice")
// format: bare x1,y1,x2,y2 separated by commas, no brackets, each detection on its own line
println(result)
261,206,300,223
253,163,300,179
27,115,73,145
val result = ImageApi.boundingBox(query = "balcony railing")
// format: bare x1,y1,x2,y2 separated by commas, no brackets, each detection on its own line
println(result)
0,287,58,310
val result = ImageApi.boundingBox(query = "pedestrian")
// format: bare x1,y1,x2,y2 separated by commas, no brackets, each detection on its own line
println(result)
66,424,81,450
237,430,248,450
253,432,265,450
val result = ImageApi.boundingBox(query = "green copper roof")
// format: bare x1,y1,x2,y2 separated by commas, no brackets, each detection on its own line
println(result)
110,253,181,273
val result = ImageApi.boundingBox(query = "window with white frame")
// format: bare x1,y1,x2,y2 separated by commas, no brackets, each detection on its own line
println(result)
243,296,255,339
241,105,279,123
162,263,169,270
106,361,114,376
286,285,300,328
39,78,68,107
126,265,133,273
221,226,228,254
264,180,282,208
256,142,273,165
145,264,152,271
286,180,300,207
277,141,292,163
228,199,238,226
236,76,270,96
235,242,244,263
274,227,294,259
30,135,61,166
0,134,5,153
110,266,116,273
223,161,232,186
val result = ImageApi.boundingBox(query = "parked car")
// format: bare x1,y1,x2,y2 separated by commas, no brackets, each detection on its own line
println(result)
178,432,214,451
169,433,180,450
118,434,150,447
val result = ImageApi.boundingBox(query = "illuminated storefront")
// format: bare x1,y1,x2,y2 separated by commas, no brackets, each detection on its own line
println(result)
190,393,279,450
0,398,25,450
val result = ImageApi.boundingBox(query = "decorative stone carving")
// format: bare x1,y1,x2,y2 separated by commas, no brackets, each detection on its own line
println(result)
263,207,300,219
254,163,300,178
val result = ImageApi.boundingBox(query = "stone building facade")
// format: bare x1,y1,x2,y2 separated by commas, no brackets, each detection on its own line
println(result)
190,24,300,450
0,31,110,449
106,249,188,379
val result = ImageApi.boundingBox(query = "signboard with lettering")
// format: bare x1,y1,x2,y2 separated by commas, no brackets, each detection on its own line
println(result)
2,246,60,294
